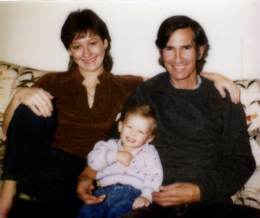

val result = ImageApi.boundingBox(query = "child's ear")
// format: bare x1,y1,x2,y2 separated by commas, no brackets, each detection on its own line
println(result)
146,135,155,144
118,121,123,133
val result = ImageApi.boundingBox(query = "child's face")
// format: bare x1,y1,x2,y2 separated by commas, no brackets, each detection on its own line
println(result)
118,114,154,150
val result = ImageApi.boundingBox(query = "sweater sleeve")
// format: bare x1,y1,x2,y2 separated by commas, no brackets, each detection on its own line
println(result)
140,145,163,202
197,100,256,202
32,73,59,95
87,140,118,171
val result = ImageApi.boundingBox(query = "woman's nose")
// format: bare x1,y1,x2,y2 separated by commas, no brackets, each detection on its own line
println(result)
82,46,90,57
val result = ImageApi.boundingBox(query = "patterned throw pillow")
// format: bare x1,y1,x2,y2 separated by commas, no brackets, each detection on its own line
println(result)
235,80,260,166
232,79,260,209
0,63,19,144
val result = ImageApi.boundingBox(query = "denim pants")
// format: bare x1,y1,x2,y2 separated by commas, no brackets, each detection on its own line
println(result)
77,184,141,218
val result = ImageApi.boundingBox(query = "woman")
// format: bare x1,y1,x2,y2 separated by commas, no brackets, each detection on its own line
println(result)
0,9,239,218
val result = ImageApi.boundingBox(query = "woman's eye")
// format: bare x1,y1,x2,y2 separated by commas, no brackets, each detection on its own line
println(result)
164,46,172,51
71,45,81,50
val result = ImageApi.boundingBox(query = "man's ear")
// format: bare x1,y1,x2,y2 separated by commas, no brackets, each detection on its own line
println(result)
198,45,206,60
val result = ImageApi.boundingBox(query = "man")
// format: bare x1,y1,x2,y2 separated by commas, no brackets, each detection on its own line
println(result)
120,15,260,217
77,15,260,217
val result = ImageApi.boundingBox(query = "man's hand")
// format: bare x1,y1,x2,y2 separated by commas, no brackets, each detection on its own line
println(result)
132,196,150,209
117,151,133,166
76,177,105,205
16,87,53,117
152,182,201,207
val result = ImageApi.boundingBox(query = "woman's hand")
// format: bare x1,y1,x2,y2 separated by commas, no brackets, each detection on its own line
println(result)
201,72,240,104
152,182,201,207
15,87,53,117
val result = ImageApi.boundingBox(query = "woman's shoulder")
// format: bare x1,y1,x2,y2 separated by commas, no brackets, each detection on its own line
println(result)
109,73,143,90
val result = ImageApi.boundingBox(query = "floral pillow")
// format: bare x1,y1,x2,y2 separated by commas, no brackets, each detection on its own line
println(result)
235,79,260,166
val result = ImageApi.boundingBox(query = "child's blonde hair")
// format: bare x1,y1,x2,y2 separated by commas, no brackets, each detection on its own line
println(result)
120,104,157,135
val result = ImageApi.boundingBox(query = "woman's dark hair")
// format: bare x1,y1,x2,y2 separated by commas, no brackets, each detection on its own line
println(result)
155,15,210,73
61,9,113,72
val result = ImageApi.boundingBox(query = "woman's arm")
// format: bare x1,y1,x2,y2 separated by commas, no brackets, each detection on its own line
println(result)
201,72,240,104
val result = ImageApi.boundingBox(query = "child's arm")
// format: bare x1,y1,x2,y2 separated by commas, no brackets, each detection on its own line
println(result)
87,140,118,171
139,145,163,203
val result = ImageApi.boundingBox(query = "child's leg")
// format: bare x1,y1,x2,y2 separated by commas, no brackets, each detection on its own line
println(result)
105,184,141,218
77,188,107,218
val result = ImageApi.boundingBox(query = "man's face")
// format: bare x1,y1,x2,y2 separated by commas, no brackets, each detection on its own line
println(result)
161,28,203,89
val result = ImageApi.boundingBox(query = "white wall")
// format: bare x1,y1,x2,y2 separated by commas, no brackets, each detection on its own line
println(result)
0,0,259,79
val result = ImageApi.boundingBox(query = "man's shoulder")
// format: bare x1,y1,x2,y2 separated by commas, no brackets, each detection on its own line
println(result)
140,72,167,89
201,77,224,98
201,77,240,107
109,74,143,90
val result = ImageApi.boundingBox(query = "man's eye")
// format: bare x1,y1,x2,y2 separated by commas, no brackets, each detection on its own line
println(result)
184,45,192,50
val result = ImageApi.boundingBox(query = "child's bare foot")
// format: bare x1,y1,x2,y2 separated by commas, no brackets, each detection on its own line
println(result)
0,180,17,218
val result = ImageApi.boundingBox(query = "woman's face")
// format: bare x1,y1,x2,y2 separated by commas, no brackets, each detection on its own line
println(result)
68,31,108,74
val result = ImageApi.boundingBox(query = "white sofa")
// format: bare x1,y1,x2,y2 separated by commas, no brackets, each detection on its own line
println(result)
0,60,260,209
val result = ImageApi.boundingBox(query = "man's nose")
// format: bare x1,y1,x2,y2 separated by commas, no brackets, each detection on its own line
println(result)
175,50,183,63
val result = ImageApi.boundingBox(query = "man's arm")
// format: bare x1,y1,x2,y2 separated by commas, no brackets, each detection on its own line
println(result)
77,166,105,204
196,101,255,202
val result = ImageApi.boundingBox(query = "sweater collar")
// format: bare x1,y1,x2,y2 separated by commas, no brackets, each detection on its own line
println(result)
155,72,203,93
70,65,113,85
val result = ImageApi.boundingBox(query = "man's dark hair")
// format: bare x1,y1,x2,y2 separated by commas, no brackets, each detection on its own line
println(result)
155,15,210,73
61,9,113,72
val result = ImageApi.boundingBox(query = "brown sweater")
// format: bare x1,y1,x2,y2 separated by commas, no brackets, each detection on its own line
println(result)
34,67,142,158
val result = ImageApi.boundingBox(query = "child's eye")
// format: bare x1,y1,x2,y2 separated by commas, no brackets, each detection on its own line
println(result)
137,130,144,135
90,41,97,45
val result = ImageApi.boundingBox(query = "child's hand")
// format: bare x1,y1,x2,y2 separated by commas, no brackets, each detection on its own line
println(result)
132,196,150,209
117,151,133,166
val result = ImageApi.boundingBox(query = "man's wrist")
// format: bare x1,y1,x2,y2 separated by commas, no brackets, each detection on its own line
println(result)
78,173,92,182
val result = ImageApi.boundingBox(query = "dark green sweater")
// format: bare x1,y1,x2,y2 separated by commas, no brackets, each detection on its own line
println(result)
128,72,255,203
